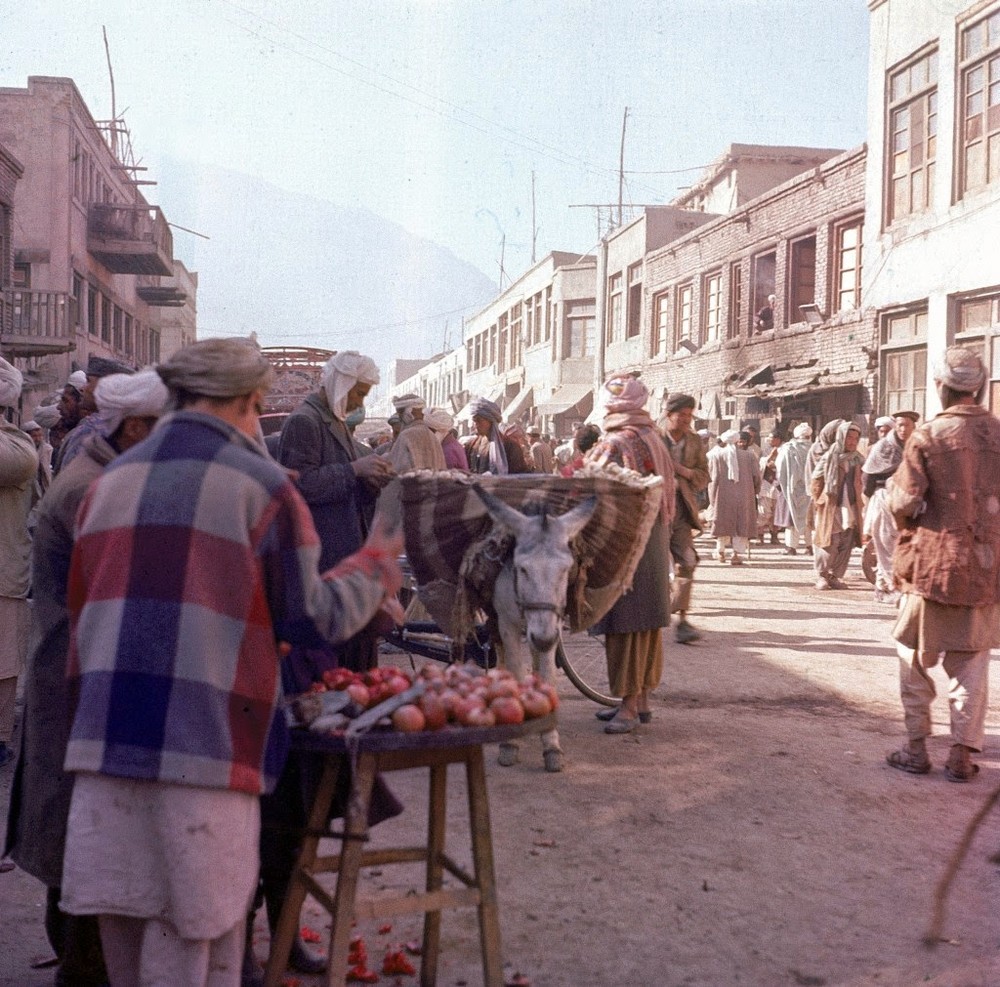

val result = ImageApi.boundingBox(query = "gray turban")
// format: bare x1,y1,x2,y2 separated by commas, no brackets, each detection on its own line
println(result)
157,338,273,399
933,347,987,394
21,421,40,433
0,357,24,408
469,397,502,424
32,404,62,430
95,370,170,434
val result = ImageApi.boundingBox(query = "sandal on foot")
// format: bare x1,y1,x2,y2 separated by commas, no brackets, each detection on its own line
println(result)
595,706,620,722
604,717,637,735
886,748,931,775
638,711,652,724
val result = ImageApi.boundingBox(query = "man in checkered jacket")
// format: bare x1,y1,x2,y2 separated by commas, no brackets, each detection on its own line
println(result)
58,338,402,986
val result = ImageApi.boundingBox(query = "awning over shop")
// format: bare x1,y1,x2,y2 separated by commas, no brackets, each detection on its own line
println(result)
739,362,774,387
537,379,594,417
698,389,721,418
504,386,534,420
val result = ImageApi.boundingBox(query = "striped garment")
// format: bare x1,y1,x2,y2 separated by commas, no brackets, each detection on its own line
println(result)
65,411,386,795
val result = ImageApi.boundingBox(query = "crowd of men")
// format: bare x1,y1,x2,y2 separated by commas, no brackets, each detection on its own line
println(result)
0,341,998,986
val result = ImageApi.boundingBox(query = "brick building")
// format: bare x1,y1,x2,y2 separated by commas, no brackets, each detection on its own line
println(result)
0,77,196,413
0,143,24,348
637,146,872,435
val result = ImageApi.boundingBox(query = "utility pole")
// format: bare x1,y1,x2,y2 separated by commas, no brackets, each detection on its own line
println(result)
498,234,507,290
531,171,537,265
102,27,117,159
618,106,629,229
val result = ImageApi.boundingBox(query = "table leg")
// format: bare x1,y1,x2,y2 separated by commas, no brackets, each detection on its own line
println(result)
264,756,342,987
326,750,377,986
420,762,448,986
466,748,503,987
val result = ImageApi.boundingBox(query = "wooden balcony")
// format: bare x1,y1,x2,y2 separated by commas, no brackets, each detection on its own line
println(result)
0,290,76,356
88,203,174,276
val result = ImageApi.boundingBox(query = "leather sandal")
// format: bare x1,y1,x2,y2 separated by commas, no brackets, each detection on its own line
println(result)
604,717,638,734
886,747,931,775
944,746,980,783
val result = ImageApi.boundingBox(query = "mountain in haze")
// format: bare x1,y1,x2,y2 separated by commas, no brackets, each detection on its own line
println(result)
152,158,498,373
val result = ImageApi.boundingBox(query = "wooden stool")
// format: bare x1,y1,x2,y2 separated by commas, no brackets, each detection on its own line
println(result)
263,721,548,987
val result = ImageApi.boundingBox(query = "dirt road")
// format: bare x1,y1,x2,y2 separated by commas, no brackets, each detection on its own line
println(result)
3,539,999,986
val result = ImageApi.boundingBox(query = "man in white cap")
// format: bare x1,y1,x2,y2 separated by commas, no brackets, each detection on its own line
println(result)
874,415,893,439
0,357,38,770
4,370,168,985
55,339,401,986
886,347,1000,783
376,393,445,530
862,410,919,604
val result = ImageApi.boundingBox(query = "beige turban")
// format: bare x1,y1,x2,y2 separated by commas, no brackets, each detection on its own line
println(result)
96,370,170,434
0,357,24,408
32,404,62,429
793,422,813,440
321,351,380,421
393,393,424,411
157,338,273,400
424,408,454,435
933,346,987,394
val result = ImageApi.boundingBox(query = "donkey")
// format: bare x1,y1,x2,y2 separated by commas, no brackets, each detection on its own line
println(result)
472,485,598,772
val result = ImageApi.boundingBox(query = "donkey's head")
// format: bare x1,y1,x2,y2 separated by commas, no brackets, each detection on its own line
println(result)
472,485,598,656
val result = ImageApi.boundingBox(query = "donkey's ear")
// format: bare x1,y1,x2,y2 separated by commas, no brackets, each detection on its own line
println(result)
555,495,598,541
472,484,529,538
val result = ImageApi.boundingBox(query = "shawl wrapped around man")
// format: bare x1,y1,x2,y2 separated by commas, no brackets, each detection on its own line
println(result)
590,375,675,525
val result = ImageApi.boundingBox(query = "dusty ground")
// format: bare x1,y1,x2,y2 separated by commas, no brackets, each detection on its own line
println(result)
3,537,1000,986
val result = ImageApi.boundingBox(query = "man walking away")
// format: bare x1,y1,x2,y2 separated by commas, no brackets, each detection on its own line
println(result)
885,348,1000,782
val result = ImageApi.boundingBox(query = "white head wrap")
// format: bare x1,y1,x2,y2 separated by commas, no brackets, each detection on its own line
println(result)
716,429,741,483
933,347,987,394
22,421,40,433
67,370,88,392
393,392,425,426
0,357,24,408
95,370,170,435
32,404,62,430
320,351,380,421
793,422,813,440
424,408,454,437
874,416,892,429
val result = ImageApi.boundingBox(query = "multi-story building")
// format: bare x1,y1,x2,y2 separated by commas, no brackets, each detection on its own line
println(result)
0,76,196,411
865,0,1000,417
631,147,872,435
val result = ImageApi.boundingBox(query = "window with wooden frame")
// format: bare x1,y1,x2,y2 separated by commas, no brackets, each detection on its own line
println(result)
564,299,596,358
86,285,97,337
651,290,669,357
626,263,642,338
887,48,938,223
833,217,864,312
703,271,722,344
751,250,776,330
497,314,508,373
112,305,123,351
510,302,523,366
673,282,694,352
728,261,743,339
959,8,1000,195
607,272,623,344
534,291,544,345
543,287,552,342
880,307,928,418
788,234,817,322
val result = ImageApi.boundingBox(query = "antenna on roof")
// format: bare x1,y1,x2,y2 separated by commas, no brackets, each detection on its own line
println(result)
103,26,117,158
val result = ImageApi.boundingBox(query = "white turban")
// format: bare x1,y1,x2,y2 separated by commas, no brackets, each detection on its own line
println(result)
32,404,62,429
95,370,169,435
22,421,40,433
393,393,424,412
320,351,380,421
874,416,892,429
933,347,987,394
424,408,454,436
67,370,88,392
0,356,23,408
793,422,813,440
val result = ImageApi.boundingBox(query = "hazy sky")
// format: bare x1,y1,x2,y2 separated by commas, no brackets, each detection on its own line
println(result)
2,0,870,314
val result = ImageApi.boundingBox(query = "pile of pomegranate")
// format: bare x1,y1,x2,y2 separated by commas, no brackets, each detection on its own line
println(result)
301,663,558,734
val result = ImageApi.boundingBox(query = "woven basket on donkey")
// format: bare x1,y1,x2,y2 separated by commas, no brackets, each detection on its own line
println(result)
399,462,663,636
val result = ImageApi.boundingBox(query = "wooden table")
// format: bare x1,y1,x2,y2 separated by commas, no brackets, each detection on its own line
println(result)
263,714,554,987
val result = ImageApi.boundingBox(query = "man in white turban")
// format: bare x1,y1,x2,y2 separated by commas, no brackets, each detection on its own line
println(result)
775,422,814,556
0,357,38,769
885,347,1000,783
708,429,760,565
424,408,468,470
376,393,445,530
4,367,168,984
